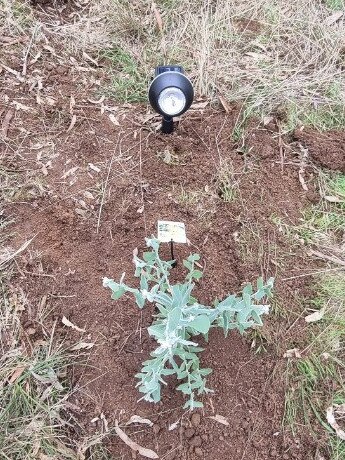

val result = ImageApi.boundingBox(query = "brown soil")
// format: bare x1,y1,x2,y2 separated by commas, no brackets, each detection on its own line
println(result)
4,101,326,460
294,128,345,173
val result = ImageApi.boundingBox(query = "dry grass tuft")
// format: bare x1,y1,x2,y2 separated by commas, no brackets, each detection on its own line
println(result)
56,0,345,120
3,0,343,123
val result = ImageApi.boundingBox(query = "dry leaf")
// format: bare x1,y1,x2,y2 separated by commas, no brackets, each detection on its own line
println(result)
88,163,100,173
324,11,343,26
75,208,87,217
61,166,79,179
100,412,109,432
283,348,302,358
191,101,209,110
324,195,344,203
70,342,94,351
298,170,308,191
88,95,105,104
41,165,49,176
62,316,85,332
208,414,229,426
126,415,153,427
83,191,95,200
152,2,163,33
168,420,180,431
326,405,345,440
78,200,88,209
8,365,26,384
66,114,77,133
140,113,158,124
315,451,326,460
1,108,14,138
13,101,34,112
114,420,158,459
70,95,76,115
305,307,325,323
245,51,265,59
83,51,99,67
109,114,120,126
263,116,273,125
335,403,345,415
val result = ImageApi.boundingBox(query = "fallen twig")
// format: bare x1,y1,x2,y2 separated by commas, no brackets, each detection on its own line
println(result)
1,108,14,138
308,249,345,267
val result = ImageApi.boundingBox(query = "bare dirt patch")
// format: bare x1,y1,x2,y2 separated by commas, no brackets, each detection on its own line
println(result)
3,103,328,459
294,128,345,173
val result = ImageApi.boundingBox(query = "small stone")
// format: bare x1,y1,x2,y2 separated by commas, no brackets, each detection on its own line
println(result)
270,449,277,457
219,435,224,441
153,424,160,435
283,455,289,460
195,447,203,457
190,435,202,447
191,412,201,427
185,428,195,439
201,434,208,442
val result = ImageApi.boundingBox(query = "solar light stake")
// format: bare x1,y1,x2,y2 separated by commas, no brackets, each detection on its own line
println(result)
162,116,173,134
148,65,194,134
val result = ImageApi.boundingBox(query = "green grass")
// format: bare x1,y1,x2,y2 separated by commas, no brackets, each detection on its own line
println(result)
283,272,345,448
282,170,345,455
293,172,345,244
101,47,148,103
284,101,345,133
325,0,345,10
0,0,33,35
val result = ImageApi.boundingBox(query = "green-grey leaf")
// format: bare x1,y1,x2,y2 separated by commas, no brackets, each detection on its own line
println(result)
191,270,203,280
134,291,145,309
177,383,192,394
111,286,126,300
188,315,210,334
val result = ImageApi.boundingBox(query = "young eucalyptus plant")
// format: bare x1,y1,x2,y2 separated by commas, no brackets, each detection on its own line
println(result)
103,237,274,410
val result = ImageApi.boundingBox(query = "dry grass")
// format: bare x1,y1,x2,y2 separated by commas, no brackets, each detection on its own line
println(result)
2,0,344,127
281,171,345,458
51,0,345,124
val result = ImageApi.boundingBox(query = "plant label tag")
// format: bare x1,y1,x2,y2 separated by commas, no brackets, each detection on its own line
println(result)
157,221,187,243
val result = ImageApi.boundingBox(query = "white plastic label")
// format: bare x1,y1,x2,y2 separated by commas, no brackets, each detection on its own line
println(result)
157,221,187,243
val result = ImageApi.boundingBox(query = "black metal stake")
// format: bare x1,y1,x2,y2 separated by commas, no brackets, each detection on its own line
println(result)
170,239,177,268
161,116,174,134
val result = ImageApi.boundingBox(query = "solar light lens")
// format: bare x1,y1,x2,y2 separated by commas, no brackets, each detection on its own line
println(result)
158,87,186,116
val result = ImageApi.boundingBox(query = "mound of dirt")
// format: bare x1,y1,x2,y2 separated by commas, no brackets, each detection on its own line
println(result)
294,128,345,173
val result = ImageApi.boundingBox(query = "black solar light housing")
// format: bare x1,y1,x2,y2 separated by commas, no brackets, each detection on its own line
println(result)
148,66,194,134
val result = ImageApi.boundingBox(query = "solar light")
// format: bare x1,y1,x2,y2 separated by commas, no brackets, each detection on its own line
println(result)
148,65,194,134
